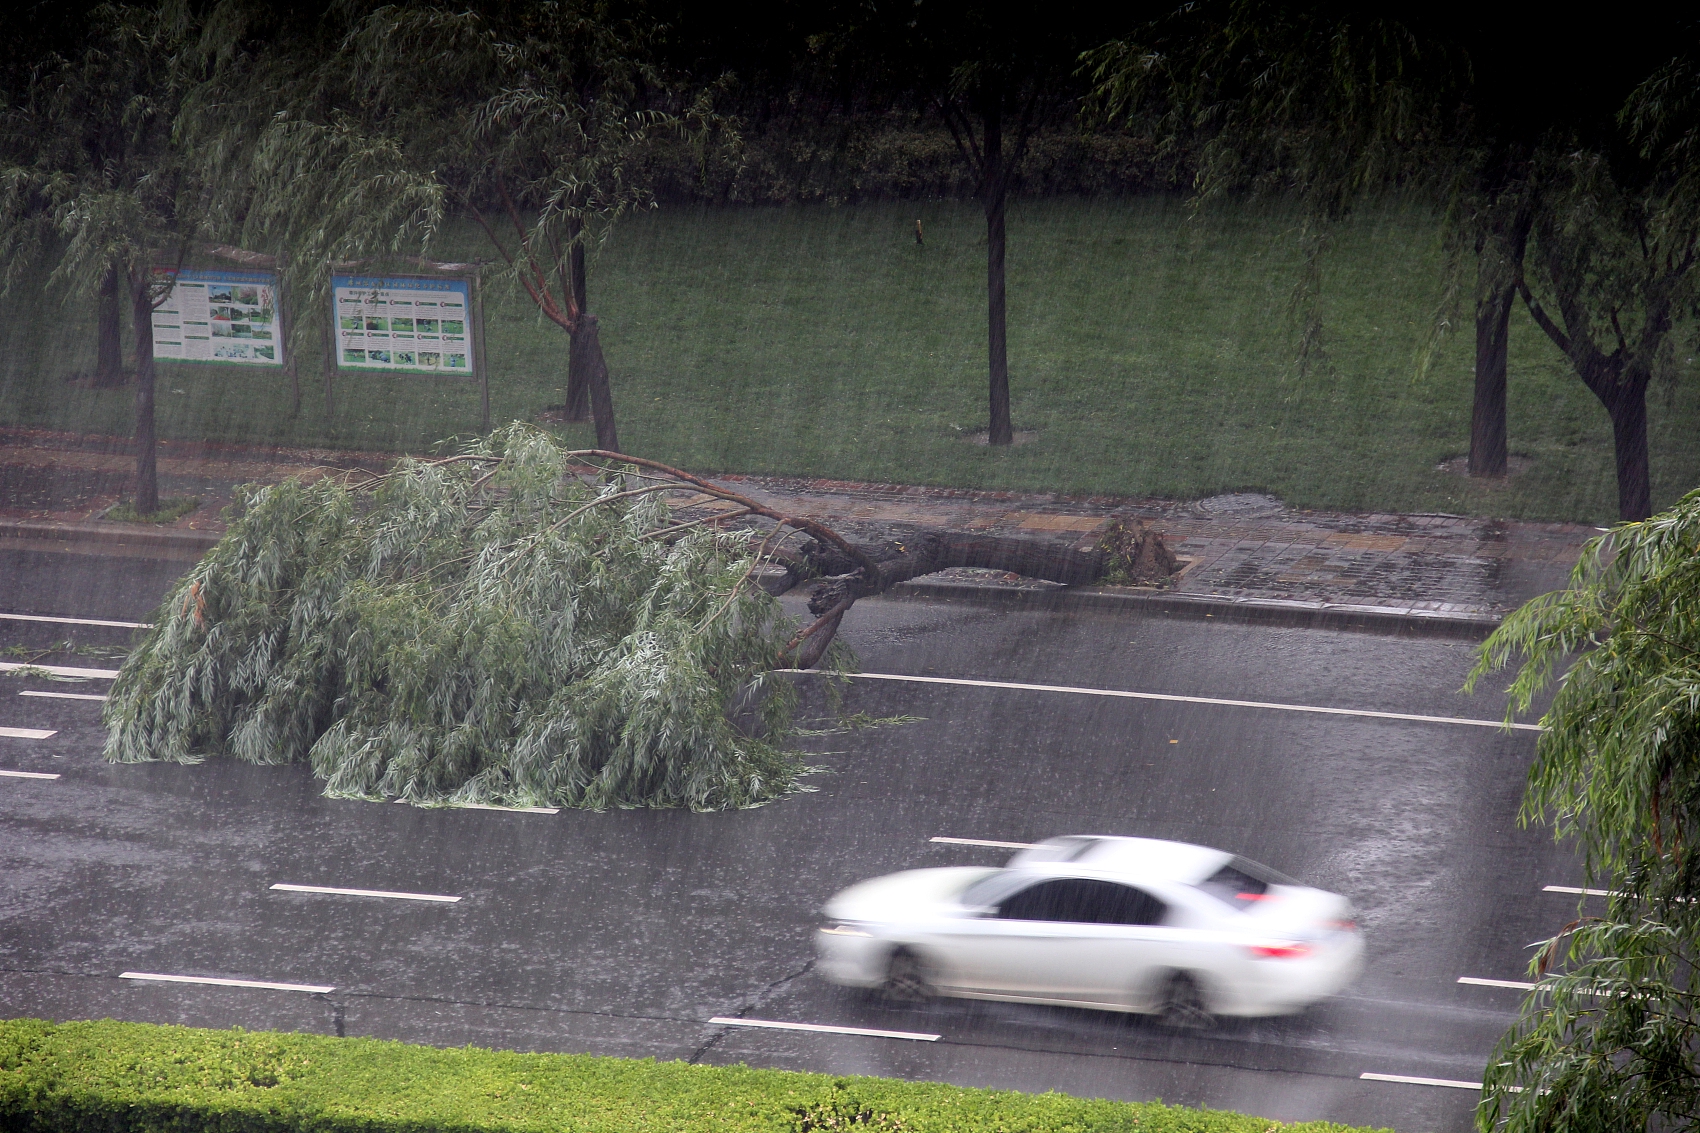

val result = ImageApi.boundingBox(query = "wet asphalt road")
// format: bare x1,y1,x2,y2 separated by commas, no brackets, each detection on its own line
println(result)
0,546,1580,1133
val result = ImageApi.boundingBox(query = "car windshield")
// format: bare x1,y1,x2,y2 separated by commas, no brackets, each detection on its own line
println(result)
1195,856,1299,910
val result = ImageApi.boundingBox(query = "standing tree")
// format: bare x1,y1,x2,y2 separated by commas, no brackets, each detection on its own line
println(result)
1509,59,1700,522
806,3,1118,446
189,0,718,451
1085,3,1508,457
1085,2,1691,507
0,3,200,511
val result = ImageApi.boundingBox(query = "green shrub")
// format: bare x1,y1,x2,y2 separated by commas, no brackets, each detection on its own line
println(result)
0,1018,1386,1133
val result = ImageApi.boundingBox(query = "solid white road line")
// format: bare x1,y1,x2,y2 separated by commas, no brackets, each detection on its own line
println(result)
801,671,1543,732
708,1017,940,1041
0,769,60,779
931,836,1039,850
0,661,119,679
20,690,107,701
0,612,150,629
0,727,56,739
1544,885,1617,897
120,972,335,994
271,883,461,903
1459,977,1537,990
1360,1072,1483,1090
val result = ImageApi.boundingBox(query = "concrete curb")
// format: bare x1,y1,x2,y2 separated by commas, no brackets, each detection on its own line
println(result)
0,518,220,556
887,578,1503,639
0,518,1503,639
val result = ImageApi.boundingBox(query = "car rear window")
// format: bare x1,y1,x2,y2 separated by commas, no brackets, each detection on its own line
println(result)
1007,837,1101,866
1196,856,1298,910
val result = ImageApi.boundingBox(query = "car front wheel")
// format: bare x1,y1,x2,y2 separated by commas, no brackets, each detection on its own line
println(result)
881,949,936,1005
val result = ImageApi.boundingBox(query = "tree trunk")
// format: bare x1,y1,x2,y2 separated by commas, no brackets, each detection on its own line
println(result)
982,97,1013,446
1601,375,1652,521
1469,210,1530,477
128,270,159,515
93,265,125,388
564,224,591,422
578,313,620,452
1469,272,1514,477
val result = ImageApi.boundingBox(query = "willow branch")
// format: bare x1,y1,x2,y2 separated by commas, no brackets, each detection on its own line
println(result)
565,450,878,577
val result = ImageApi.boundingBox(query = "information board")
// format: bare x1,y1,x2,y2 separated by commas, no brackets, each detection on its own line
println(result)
151,267,285,367
332,275,474,377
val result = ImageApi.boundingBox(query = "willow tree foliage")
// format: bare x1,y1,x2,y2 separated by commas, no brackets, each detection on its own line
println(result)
1468,489,1700,1129
0,1,203,512
102,426,844,810
188,0,720,448
1083,4,1463,380
101,422,1146,808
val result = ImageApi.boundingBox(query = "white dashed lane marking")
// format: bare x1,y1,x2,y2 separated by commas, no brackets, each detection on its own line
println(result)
930,836,1039,850
1360,1072,1483,1090
271,884,461,903
1458,977,1537,990
0,727,56,739
0,769,60,779
0,612,150,629
19,690,107,701
708,1017,939,1041
119,972,335,994
0,662,119,679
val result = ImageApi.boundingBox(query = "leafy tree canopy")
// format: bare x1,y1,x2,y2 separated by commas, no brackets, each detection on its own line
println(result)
1469,488,1700,1129
103,425,846,811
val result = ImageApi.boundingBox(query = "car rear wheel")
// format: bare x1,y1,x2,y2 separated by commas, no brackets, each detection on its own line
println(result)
881,949,935,1005
1158,972,1214,1031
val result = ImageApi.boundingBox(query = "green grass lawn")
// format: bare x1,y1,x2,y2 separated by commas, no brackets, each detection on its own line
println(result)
3,196,1695,523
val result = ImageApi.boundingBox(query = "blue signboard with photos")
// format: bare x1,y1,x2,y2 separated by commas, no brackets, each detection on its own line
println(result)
332,274,474,377
151,267,285,367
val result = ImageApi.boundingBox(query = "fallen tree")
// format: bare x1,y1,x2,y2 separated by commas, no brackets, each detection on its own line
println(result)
103,425,1166,810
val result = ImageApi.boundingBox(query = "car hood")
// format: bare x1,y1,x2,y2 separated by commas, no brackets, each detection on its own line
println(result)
824,867,998,923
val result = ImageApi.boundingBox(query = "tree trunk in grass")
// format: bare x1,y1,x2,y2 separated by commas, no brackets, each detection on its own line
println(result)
127,268,159,515
1602,374,1652,522
982,95,1013,447
1517,265,1663,522
1468,210,1530,477
564,222,591,422
93,265,126,388
578,313,620,452
1469,274,1514,477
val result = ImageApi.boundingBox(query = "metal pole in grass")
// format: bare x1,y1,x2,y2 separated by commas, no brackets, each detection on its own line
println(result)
472,267,490,433
321,258,336,421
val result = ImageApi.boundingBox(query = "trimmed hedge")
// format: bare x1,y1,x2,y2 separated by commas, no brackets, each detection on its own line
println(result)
0,1018,1387,1133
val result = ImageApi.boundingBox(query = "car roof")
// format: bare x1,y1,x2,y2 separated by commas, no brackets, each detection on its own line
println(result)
1008,836,1233,884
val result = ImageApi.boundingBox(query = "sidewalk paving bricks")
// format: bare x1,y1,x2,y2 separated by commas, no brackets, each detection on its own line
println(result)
0,426,1599,634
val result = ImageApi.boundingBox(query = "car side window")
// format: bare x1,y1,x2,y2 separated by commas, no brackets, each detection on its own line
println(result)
997,879,1167,926
1093,881,1167,926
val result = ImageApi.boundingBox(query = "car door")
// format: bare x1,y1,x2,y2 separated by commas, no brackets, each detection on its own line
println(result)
1058,881,1173,1007
929,878,1169,1004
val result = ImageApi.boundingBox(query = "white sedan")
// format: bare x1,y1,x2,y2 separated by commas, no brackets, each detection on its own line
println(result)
816,835,1363,1027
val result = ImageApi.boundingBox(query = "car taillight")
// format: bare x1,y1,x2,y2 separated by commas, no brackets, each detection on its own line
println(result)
1247,942,1312,959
